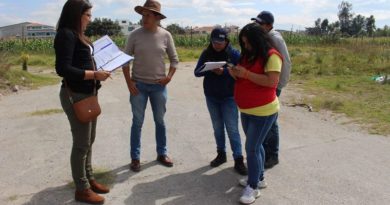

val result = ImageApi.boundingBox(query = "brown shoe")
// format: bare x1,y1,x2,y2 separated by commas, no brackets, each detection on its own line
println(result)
89,180,110,194
130,159,141,172
157,155,173,167
75,188,105,204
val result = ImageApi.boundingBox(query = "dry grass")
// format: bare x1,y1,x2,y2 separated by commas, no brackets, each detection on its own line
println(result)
29,109,64,116
67,168,116,189
0,52,12,89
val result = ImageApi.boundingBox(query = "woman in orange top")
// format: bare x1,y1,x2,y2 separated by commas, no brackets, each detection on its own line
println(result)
229,23,282,205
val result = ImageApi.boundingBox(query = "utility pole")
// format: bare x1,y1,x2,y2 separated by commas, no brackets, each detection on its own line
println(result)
190,26,193,47
22,25,26,46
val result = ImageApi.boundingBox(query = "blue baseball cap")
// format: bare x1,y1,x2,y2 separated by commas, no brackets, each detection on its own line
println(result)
211,27,228,43
251,11,274,25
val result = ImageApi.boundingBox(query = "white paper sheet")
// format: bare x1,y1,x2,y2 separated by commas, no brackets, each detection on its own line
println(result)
93,35,134,72
199,61,227,73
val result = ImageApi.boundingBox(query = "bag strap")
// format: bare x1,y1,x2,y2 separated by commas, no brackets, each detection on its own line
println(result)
64,45,97,104
90,52,97,96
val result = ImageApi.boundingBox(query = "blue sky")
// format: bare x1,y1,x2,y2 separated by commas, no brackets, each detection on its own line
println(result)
0,0,389,30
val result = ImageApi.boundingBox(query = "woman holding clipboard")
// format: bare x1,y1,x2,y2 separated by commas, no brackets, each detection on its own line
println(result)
55,0,110,204
194,27,247,176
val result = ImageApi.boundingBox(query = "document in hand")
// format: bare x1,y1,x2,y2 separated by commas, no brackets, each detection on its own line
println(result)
199,61,227,73
93,35,134,72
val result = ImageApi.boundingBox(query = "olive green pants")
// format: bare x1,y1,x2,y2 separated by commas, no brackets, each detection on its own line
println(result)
60,88,96,191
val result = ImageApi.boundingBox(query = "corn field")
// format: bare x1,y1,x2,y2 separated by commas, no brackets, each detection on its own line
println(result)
1,34,390,54
0,38,54,54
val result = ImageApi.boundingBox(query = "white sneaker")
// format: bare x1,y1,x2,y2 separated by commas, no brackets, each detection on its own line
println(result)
239,185,261,204
239,178,268,189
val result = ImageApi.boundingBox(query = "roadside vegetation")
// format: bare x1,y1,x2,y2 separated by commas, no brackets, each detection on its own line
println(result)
288,43,390,135
0,52,58,93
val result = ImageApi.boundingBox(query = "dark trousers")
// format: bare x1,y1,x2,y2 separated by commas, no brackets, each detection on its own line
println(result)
263,89,282,159
60,88,96,191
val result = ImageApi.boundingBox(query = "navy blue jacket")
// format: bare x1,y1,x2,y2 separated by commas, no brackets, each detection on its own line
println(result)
194,43,240,99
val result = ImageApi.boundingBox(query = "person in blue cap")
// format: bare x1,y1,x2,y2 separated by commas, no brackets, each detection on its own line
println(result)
251,11,292,169
194,27,247,175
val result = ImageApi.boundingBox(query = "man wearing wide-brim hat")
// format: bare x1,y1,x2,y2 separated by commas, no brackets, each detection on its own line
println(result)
122,0,179,172
134,0,166,19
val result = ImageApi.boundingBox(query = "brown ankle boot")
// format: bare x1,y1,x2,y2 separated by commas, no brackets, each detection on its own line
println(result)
89,180,110,194
75,188,105,204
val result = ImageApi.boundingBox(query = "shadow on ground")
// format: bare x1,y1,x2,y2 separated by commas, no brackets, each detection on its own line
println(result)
125,166,242,205
23,162,158,205
22,164,243,205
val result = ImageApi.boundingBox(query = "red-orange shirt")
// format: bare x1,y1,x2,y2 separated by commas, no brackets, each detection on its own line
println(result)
234,49,282,112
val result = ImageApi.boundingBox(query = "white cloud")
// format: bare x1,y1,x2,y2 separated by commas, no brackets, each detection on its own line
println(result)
1,0,389,30
260,0,332,9
360,10,390,21
29,1,66,26
0,14,25,26
162,0,191,8
354,0,390,7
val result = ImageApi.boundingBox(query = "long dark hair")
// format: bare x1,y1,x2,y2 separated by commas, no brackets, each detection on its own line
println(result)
239,23,274,65
57,0,92,44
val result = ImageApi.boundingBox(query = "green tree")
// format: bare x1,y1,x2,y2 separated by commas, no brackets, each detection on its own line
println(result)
85,18,122,37
321,19,329,35
366,15,376,37
306,18,322,35
351,14,366,37
338,1,353,36
166,23,185,35
376,25,390,37
328,21,340,34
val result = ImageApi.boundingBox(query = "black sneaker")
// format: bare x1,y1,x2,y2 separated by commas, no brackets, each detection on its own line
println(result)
264,156,279,169
210,151,227,167
234,157,248,176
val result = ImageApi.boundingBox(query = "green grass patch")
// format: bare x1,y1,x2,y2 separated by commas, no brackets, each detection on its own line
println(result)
67,168,116,189
8,195,19,201
290,45,390,76
4,68,59,88
1,52,59,91
294,75,390,135
289,43,390,135
29,108,63,116
176,47,203,62
7,53,55,67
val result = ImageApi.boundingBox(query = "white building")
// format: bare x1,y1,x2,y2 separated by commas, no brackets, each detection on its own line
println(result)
118,20,140,36
0,22,56,39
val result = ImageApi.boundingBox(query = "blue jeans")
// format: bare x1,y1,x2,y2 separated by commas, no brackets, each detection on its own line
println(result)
130,82,167,160
206,96,243,159
263,89,282,159
241,112,278,189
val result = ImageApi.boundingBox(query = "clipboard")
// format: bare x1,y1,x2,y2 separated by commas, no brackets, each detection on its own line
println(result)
93,35,134,72
199,61,227,73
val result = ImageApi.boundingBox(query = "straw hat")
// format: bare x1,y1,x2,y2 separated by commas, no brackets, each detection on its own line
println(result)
135,0,166,19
